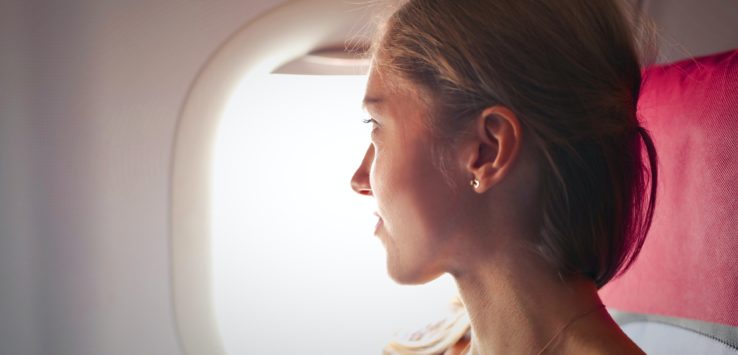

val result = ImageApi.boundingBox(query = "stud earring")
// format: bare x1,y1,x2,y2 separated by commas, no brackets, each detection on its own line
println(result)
470,178,480,189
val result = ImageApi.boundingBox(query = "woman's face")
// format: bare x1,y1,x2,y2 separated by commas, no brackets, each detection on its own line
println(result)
351,67,466,284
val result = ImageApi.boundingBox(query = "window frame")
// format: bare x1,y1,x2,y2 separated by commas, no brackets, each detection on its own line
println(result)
170,1,374,353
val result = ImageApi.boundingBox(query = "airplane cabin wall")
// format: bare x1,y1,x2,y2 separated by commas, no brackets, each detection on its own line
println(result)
644,0,738,63
0,0,286,354
0,1,736,355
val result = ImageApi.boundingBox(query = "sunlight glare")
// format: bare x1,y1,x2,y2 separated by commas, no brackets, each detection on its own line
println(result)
211,73,458,355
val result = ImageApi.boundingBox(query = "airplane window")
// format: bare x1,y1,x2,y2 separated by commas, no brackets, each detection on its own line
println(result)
211,73,458,354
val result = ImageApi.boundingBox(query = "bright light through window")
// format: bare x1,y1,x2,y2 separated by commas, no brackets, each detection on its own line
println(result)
212,73,458,354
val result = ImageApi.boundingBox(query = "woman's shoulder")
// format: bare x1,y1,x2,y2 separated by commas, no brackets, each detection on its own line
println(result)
382,296,471,355
560,310,646,355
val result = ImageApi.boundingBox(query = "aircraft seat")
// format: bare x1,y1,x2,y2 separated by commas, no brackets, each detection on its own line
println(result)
600,48,738,354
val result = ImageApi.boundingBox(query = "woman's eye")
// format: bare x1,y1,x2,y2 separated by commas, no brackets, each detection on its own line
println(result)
362,118,380,131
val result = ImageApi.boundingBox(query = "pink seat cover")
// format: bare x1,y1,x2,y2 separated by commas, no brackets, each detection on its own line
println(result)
600,49,738,327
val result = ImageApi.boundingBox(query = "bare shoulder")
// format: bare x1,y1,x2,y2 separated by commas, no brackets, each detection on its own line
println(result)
573,334,645,355
561,311,645,355
577,335,645,355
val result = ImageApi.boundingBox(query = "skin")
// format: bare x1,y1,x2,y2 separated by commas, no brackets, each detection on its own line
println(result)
351,66,645,355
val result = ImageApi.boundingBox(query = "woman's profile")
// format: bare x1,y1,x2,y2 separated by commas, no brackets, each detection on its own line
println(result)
350,0,658,354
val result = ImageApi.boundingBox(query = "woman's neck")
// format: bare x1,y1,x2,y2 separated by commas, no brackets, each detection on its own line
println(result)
450,246,609,355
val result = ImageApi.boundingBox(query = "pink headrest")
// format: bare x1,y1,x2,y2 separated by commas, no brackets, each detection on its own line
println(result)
600,49,738,327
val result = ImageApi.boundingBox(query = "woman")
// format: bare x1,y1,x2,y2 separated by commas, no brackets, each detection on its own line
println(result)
351,0,658,354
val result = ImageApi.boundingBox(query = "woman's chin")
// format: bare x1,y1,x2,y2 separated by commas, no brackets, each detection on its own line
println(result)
386,257,444,285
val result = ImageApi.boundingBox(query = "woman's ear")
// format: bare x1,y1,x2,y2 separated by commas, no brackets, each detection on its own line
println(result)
464,105,523,192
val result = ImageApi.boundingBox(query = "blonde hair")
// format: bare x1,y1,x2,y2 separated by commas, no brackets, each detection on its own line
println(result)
372,0,658,287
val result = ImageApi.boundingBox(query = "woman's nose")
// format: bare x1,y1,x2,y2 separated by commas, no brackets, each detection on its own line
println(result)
351,144,374,196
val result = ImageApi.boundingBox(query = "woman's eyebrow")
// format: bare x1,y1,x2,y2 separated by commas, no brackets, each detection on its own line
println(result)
362,96,384,110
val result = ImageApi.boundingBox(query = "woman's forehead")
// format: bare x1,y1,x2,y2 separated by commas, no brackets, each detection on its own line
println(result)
364,67,430,113
362,69,393,115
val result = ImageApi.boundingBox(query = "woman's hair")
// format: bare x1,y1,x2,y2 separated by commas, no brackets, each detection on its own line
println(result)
371,0,658,288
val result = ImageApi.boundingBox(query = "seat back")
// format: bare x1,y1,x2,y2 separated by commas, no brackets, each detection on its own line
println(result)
600,49,738,353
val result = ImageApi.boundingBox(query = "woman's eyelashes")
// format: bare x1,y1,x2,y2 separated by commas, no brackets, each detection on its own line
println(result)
362,117,380,133
362,117,378,125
